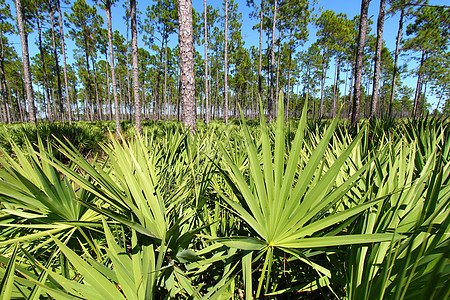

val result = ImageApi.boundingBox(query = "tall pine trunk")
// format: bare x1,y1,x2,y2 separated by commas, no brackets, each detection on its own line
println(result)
332,54,340,118
178,0,196,134
105,55,112,120
412,50,425,118
258,0,264,97
91,57,102,121
164,41,168,120
370,0,386,118
224,0,229,124
204,0,210,125
0,32,10,123
269,0,277,121
388,7,404,117
49,8,64,122
16,0,36,123
351,0,370,126
83,37,93,123
57,0,72,124
319,50,327,118
154,41,163,120
36,17,52,122
105,0,120,134
130,0,141,134
286,50,292,122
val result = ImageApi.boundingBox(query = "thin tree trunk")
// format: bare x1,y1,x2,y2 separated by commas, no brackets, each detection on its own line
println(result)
105,0,120,134
332,54,340,118
370,0,386,118
433,85,446,116
364,70,371,118
351,0,370,126
154,42,163,120
204,0,210,125
319,50,327,118
269,0,278,121
57,0,72,124
49,8,64,122
0,32,10,124
130,0,141,134
348,60,355,118
118,72,124,121
177,65,181,121
419,81,427,117
105,55,112,120
388,8,404,117
36,17,52,122
83,37,93,123
344,67,349,117
224,0,229,124
216,66,219,119
0,80,9,123
125,13,132,122
20,83,26,122
15,0,36,124
412,50,425,118
286,51,292,122
178,0,196,134
164,41,168,120
72,85,78,121
258,0,264,97
6,86,13,121
275,51,280,118
92,56,102,121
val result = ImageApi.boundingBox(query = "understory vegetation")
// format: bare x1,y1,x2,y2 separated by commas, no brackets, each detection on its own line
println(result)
0,99,449,299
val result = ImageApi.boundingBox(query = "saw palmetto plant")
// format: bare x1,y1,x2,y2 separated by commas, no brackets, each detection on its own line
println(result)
0,97,448,299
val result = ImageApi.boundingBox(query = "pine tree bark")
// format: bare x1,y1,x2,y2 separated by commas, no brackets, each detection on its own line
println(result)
258,0,264,97
91,57,102,121
36,17,52,122
388,7,404,118
224,0,229,124
125,13,132,121
319,49,327,118
105,0,120,134
351,0,370,127
130,0,141,134
56,0,72,124
269,0,278,121
164,41,168,120
83,38,93,122
286,51,292,122
154,41,164,120
370,0,386,118
15,0,36,124
49,7,64,122
178,0,196,134
0,32,10,123
105,55,112,120
412,50,425,118
204,0,210,125
332,54,340,118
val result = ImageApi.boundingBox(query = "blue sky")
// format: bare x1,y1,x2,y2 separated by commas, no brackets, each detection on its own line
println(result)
5,0,449,108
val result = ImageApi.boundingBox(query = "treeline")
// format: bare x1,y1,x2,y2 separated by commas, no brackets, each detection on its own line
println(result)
0,0,449,128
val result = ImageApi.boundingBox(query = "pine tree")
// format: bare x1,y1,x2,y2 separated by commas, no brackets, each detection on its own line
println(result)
130,0,141,134
370,0,386,118
67,0,103,122
0,0,13,123
15,0,36,124
351,0,370,126
56,0,72,124
178,0,196,133
103,0,121,134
